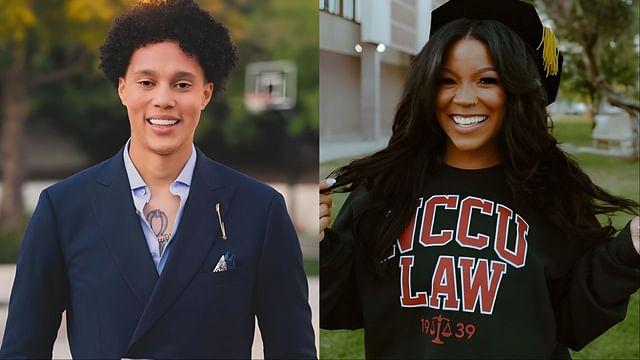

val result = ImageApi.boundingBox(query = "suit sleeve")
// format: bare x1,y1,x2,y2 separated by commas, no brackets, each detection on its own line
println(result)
0,190,69,359
254,193,316,359
319,188,365,330
552,221,640,350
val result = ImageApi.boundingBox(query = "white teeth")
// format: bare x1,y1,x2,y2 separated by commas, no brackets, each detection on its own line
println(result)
148,118,178,126
452,116,487,126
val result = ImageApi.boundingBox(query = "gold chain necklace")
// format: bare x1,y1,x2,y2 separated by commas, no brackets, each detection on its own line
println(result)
158,233,171,255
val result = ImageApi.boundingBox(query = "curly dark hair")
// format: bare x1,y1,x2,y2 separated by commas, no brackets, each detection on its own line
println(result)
327,19,639,275
99,0,237,90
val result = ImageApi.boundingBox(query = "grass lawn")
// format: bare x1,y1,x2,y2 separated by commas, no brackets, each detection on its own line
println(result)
320,116,640,359
551,115,595,148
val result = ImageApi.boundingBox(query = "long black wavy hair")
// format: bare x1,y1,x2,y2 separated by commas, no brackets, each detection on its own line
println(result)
327,18,639,275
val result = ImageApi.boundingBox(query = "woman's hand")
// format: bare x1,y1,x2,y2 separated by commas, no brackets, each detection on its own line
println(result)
631,216,639,255
319,178,335,241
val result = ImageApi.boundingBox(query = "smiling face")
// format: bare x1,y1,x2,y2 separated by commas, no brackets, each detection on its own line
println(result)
118,41,213,159
436,38,506,169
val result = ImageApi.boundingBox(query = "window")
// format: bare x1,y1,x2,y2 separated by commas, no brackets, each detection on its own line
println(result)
319,0,361,23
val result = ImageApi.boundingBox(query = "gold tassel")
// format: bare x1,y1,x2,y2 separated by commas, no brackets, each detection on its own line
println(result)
536,26,559,77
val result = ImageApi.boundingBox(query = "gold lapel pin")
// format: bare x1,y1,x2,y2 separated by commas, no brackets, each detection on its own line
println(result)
215,203,228,240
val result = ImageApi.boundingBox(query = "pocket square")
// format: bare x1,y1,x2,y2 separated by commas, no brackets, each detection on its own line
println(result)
213,252,236,272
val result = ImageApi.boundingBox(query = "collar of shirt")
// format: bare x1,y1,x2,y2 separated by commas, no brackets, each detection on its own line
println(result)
122,138,196,212
122,139,196,272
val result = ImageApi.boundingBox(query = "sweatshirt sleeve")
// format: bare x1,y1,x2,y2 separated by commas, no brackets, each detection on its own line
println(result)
319,188,367,330
553,221,640,350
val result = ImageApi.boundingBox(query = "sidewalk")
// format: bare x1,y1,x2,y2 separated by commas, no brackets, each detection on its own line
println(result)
560,143,636,158
0,265,319,358
320,134,390,163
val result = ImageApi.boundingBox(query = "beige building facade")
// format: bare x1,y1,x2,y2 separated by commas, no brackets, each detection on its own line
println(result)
320,0,443,160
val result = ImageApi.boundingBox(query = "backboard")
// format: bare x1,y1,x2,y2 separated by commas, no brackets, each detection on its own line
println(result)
244,60,297,113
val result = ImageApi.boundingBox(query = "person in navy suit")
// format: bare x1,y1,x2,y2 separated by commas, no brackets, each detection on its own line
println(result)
0,0,316,358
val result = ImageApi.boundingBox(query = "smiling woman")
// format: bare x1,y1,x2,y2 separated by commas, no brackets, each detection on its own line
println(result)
318,0,640,358
436,38,506,169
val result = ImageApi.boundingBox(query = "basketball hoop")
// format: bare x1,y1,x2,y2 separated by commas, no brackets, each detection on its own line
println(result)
244,60,297,114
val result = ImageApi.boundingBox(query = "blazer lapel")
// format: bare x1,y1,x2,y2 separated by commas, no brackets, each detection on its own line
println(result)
88,150,159,306
128,150,237,348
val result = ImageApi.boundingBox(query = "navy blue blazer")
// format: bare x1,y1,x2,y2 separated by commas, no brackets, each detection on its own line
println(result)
0,148,316,359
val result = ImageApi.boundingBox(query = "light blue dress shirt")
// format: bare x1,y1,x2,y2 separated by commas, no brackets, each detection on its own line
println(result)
122,139,196,274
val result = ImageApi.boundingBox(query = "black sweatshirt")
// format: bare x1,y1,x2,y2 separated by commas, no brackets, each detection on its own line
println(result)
320,164,640,359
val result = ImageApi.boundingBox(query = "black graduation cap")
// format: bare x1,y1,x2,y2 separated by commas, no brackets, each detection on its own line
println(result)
430,0,563,104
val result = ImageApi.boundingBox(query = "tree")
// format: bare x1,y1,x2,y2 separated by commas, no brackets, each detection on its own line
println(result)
22,0,319,179
558,51,599,122
541,0,639,111
540,0,640,158
0,0,118,231
0,0,250,231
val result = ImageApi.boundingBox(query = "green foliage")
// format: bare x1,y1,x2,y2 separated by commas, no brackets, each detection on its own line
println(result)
0,0,117,53
30,70,129,162
187,0,319,178
543,0,636,43
300,232,319,277
558,2,640,102
599,1,640,100
0,222,24,264
0,0,36,44
0,0,318,179
222,0,319,140
543,0,640,103
557,52,598,104
304,258,319,278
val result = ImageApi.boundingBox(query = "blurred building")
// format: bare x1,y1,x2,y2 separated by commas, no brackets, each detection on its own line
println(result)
320,0,441,160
